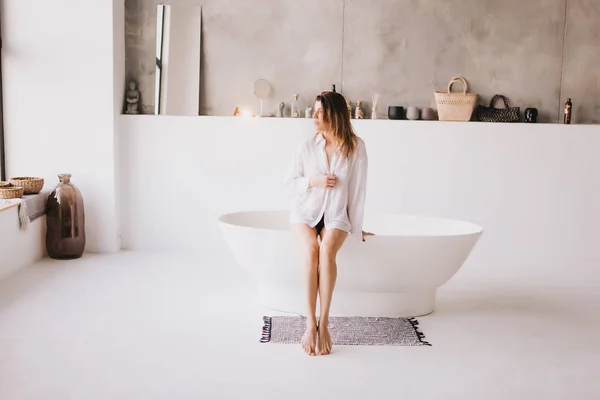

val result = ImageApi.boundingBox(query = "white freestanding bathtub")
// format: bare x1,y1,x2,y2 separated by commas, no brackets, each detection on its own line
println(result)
219,210,483,317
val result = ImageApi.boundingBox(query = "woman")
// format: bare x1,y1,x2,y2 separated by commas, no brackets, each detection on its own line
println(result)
284,91,372,356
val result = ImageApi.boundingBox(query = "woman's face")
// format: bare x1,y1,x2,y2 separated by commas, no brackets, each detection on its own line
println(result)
313,100,326,131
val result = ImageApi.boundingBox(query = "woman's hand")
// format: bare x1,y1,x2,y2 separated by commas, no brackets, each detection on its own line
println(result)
310,174,337,189
362,231,375,241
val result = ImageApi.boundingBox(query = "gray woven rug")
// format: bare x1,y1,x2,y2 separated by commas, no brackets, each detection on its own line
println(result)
260,316,431,346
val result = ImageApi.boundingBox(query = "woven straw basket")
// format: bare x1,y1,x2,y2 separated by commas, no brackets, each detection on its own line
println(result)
434,76,478,122
0,181,9,188
0,185,24,199
8,177,44,195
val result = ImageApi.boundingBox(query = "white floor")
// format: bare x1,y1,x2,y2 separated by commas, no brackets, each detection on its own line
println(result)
0,251,599,399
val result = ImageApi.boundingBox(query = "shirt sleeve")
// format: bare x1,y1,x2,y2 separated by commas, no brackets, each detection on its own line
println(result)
347,143,368,241
284,145,310,195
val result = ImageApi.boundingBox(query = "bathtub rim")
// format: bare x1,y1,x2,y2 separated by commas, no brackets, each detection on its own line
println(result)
218,210,483,237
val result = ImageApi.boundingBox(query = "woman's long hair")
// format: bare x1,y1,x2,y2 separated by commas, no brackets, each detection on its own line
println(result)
315,91,358,159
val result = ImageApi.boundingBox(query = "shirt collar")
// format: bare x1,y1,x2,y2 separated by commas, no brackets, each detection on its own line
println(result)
315,132,325,144
314,132,325,145
315,133,344,157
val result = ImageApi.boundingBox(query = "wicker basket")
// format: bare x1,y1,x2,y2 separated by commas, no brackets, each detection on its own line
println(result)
0,185,24,199
8,177,44,195
434,76,478,122
0,181,10,188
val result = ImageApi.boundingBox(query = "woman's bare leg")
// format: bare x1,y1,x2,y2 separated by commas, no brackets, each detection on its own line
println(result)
291,223,320,356
317,227,348,355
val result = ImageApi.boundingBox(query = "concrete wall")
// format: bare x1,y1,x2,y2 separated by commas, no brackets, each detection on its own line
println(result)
125,0,600,124
562,0,600,124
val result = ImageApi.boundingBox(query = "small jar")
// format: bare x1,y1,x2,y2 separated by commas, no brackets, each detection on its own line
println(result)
421,107,437,120
346,100,353,119
406,106,420,120
524,108,538,123
305,106,313,118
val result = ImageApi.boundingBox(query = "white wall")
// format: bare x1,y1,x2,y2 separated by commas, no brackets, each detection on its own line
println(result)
2,0,124,253
118,116,600,269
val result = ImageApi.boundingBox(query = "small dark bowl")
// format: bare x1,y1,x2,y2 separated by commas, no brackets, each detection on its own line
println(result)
388,106,404,120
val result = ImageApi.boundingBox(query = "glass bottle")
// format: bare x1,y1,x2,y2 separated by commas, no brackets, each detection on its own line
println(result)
46,174,86,259
346,100,353,119
291,94,300,118
564,98,572,124
305,105,313,118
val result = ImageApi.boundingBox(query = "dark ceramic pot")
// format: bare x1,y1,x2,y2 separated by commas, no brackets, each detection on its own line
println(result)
524,108,538,123
388,106,404,120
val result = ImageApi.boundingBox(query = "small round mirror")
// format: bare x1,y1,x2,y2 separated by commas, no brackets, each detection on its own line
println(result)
254,79,271,117
254,79,271,99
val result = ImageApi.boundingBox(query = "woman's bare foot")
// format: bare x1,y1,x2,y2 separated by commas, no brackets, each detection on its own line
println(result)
317,321,332,355
301,322,317,356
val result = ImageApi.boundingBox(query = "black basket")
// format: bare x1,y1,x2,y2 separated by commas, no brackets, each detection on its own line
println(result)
477,95,520,122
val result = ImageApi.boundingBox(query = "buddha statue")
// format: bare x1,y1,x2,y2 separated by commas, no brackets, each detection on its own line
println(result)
125,81,140,115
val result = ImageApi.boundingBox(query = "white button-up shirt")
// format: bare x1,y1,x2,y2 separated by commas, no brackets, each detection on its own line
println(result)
284,133,368,241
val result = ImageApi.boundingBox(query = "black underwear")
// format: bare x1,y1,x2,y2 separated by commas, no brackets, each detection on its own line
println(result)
315,216,325,236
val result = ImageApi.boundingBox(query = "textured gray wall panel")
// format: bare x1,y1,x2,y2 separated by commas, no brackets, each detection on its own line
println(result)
125,0,159,114
343,0,565,123
562,0,600,124
124,0,597,124
198,0,343,116
125,0,342,116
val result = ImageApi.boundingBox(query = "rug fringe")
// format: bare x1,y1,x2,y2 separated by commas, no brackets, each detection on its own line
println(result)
408,317,432,346
260,316,272,343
